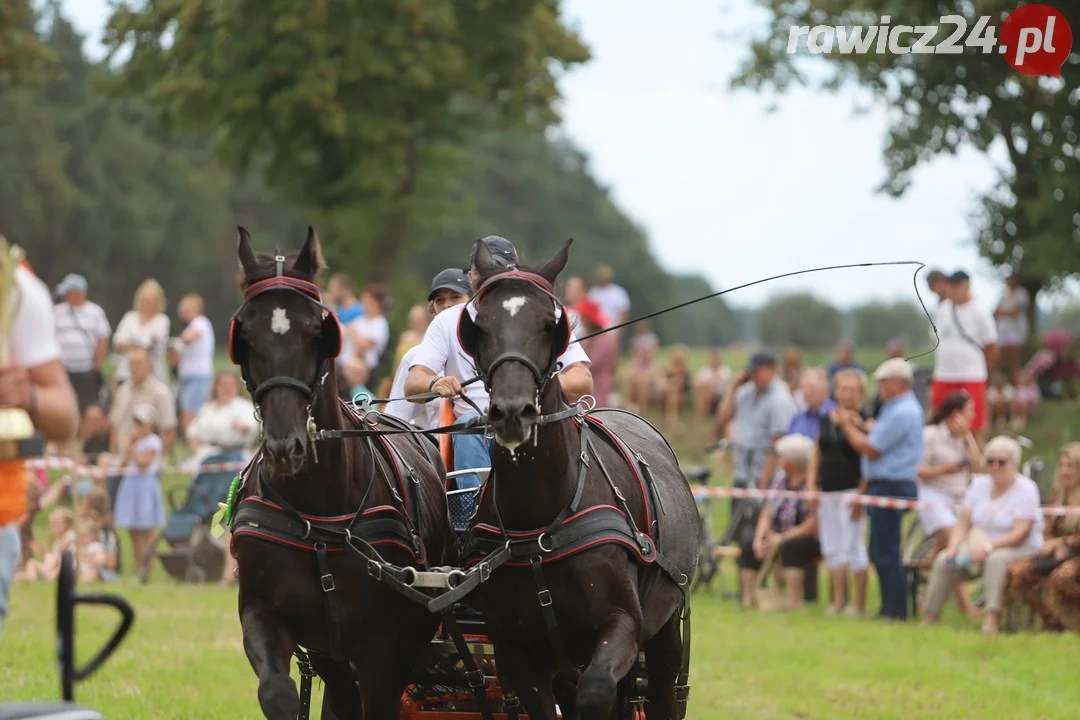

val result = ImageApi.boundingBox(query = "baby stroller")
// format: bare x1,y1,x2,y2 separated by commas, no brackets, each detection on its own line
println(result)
1025,329,1079,400
140,451,246,583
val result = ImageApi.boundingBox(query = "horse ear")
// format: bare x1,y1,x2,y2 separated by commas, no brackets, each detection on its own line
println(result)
293,226,325,276
472,239,497,276
237,226,258,275
535,238,573,285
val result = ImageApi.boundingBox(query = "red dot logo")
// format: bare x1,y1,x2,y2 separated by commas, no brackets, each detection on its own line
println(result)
1000,3,1073,77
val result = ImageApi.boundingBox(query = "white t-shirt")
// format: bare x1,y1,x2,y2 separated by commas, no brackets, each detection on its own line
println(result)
932,299,998,382
995,287,1030,345
384,345,439,429
112,311,171,382
346,315,390,370
53,300,111,373
588,284,630,327
12,266,61,368
964,473,1044,550
187,396,259,450
409,301,591,418
178,315,216,378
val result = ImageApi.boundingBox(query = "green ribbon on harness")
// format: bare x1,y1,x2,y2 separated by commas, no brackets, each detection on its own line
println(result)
210,474,243,539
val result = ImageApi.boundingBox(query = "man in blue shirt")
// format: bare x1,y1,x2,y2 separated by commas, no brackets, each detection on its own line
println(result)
836,358,924,620
788,368,834,440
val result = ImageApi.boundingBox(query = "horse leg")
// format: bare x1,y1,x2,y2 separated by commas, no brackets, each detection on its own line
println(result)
577,612,639,720
308,654,362,720
642,610,682,720
240,606,299,720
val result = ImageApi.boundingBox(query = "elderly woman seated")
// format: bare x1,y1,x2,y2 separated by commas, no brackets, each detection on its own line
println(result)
738,434,822,610
921,436,1044,633
1005,442,1080,631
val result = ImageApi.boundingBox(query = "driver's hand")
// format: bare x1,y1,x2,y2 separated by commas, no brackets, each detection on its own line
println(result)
431,376,464,398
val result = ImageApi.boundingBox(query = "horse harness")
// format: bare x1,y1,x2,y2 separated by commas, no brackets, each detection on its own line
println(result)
454,411,692,716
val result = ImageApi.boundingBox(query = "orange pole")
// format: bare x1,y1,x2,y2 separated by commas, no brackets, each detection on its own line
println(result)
440,399,454,486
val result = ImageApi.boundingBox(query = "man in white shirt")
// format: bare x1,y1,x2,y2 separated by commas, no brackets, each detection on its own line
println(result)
931,270,999,441
384,268,472,429
175,293,216,433
404,236,593,492
52,273,111,416
1,260,79,640
588,265,630,339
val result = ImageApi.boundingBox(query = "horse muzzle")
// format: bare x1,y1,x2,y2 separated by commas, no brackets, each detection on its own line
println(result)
487,399,539,450
263,433,308,477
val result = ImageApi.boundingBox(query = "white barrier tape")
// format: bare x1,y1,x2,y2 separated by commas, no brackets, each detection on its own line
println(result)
25,457,248,480
691,485,1080,517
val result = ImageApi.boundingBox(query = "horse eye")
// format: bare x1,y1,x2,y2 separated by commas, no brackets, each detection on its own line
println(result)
544,321,556,333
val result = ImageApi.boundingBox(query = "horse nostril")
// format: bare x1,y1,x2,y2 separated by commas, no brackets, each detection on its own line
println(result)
290,436,305,459
488,403,507,424
521,403,539,423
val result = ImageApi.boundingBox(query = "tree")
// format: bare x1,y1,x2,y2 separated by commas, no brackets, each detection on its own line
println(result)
849,300,929,348
103,0,589,278
732,0,1080,334
757,292,841,348
0,0,55,86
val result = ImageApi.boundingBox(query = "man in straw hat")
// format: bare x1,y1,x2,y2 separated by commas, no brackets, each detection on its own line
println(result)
833,357,924,621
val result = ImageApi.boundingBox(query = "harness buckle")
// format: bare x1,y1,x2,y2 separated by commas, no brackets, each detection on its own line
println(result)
503,693,521,709
465,669,486,689
580,450,590,466
320,573,336,592
537,589,553,607
367,560,383,581
479,562,491,583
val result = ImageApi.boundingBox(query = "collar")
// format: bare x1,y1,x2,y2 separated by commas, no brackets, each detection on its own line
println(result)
802,399,836,418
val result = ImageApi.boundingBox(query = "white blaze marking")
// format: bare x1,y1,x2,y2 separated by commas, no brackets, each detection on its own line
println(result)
502,296,527,317
271,308,291,335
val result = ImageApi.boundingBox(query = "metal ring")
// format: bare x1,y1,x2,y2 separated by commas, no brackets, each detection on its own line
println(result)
300,518,312,540
447,569,466,588
576,394,597,414
401,566,417,587
537,532,553,553
678,573,688,587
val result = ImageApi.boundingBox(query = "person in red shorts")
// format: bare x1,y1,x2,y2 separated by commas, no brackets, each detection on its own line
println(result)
930,270,999,444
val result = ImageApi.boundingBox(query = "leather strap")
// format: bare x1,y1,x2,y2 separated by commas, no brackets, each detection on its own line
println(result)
530,555,574,671
314,543,344,662
442,612,496,720
295,649,315,720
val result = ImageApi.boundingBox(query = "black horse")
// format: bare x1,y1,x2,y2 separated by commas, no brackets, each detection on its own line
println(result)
456,240,700,719
228,227,450,719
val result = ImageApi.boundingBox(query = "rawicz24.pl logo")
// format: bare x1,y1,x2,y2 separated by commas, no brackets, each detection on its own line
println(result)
787,3,1072,77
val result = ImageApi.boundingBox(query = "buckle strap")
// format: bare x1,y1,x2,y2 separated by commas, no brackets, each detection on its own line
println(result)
295,649,315,720
314,543,344,662
530,556,573,671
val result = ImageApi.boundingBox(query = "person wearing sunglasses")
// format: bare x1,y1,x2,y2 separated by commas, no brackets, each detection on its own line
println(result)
921,435,1044,633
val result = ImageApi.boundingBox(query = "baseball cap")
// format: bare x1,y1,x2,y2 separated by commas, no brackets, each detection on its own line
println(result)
428,268,471,301
873,358,914,382
468,236,519,270
948,269,970,283
132,403,157,424
55,273,88,296
745,350,778,373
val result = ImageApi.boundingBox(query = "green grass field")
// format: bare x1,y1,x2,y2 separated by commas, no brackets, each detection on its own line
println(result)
3,348,1079,718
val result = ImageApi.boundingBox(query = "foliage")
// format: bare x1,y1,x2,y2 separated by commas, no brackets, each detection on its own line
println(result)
1052,304,1080,336
849,300,929,348
0,0,55,86
757,292,841,348
103,0,590,277
731,0,1080,330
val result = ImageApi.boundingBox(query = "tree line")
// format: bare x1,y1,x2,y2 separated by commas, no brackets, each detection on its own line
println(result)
1,2,737,348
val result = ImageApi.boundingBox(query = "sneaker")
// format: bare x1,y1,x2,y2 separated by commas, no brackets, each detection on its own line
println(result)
844,605,865,618
824,605,842,617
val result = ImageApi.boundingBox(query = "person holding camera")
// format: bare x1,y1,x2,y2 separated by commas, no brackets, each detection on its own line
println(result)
917,390,984,617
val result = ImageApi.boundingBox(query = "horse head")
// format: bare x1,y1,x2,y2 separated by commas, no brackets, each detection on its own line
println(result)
230,226,341,476
460,238,573,449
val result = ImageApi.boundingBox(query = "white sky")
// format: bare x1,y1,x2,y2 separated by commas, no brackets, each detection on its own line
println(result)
63,0,1017,309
